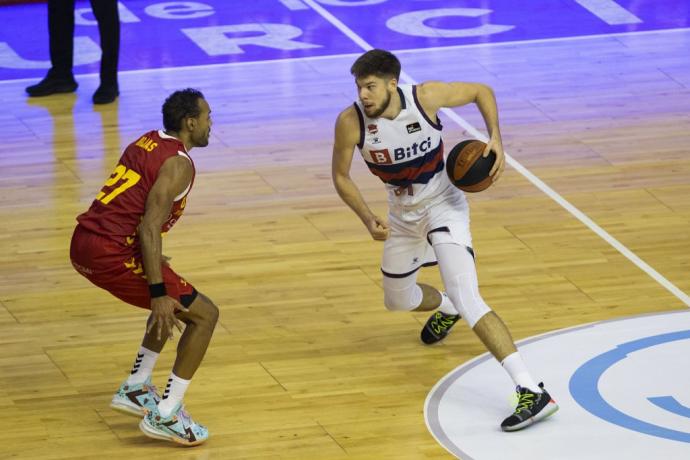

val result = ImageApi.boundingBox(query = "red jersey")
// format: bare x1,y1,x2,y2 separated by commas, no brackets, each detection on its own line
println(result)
77,130,195,243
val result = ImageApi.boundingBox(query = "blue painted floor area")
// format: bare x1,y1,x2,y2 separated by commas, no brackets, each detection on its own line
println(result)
1,0,689,80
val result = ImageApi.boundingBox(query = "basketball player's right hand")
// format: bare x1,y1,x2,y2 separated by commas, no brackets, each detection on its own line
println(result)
485,132,505,182
147,296,189,341
365,215,390,241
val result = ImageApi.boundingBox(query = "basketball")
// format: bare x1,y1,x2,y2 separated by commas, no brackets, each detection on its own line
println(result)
446,140,496,193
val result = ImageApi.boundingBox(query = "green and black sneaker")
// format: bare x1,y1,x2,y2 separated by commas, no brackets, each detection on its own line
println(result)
501,383,559,431
420,311,461,344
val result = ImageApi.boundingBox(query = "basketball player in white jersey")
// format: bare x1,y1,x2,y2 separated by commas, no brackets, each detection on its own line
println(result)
331,49,558,431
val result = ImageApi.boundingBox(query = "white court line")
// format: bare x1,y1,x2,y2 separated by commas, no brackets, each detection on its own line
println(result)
1,26,689,85
300,0,690,308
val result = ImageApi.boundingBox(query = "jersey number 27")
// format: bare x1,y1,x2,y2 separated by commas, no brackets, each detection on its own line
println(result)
96,164,141,205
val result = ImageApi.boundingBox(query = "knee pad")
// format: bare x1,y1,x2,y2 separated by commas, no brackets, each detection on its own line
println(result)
444,272,491,328
382,276,423,311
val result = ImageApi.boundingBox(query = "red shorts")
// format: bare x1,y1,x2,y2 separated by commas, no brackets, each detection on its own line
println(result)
70,225,197,309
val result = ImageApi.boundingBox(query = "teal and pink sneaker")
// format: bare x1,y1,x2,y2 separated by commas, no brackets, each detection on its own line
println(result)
139,402,209,446
109,377,160,417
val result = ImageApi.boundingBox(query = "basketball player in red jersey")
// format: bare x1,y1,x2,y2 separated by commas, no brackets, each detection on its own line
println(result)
332,50,558,431
70,89,216,445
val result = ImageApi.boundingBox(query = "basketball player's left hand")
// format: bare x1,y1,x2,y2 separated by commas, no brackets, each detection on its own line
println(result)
484,133,505,182
148,296,189,341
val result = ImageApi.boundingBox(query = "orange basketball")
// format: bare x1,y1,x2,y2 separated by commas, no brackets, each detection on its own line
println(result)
446,140,496,193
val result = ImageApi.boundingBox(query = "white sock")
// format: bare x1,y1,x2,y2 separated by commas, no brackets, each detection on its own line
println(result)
126,347,159,385
501,352,542,393
157,373,191,417
438,292,458,315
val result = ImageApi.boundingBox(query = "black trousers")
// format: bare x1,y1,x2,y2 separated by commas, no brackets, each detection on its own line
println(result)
48,0,120,84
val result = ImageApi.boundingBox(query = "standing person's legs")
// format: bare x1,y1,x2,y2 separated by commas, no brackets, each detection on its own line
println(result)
90,0,120,103
26,0,78,95
48,0,76,78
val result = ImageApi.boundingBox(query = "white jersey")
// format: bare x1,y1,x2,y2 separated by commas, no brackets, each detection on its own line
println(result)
354,84,454,207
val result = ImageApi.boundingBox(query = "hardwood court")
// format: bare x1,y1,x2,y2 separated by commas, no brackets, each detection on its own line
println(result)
1,30,689,459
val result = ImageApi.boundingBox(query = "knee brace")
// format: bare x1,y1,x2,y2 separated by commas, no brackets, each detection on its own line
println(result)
443,271,491,328
428,233,492,328
382,275,423,311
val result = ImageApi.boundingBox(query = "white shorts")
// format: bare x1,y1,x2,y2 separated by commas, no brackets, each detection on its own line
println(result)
381,183,472,278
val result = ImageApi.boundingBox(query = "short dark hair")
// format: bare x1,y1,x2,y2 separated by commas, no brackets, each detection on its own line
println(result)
350,49,401,80
162,88,205,131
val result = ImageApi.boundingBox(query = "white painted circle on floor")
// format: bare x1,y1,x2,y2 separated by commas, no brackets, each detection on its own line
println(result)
425,310,690,460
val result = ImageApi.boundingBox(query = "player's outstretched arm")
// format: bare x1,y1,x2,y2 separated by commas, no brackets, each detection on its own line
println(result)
332,107,389,241
139,156,193,340
417,81,505,182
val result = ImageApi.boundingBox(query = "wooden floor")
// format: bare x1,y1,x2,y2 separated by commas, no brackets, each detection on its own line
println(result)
1,30,690,459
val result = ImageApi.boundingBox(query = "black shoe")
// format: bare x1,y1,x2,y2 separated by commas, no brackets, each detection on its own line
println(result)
420,311,461,344
501,383,559,432
26,76,78,97
92,83,119,104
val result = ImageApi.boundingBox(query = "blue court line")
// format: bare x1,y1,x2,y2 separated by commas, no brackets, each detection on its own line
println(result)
648,397,690,419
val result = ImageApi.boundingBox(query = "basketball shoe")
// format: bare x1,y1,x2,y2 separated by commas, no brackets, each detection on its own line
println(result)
501,383,559,431
140,402,209,446
421,311,461,344
110,377,161,417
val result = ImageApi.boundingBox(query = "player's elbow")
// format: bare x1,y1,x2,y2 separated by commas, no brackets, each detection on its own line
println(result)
475,83,495,101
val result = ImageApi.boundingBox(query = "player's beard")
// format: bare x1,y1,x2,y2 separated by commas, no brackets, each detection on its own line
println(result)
366,90,392,118
194,129,210,147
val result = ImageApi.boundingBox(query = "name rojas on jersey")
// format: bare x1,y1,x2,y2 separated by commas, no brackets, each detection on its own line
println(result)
354,85,446,204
